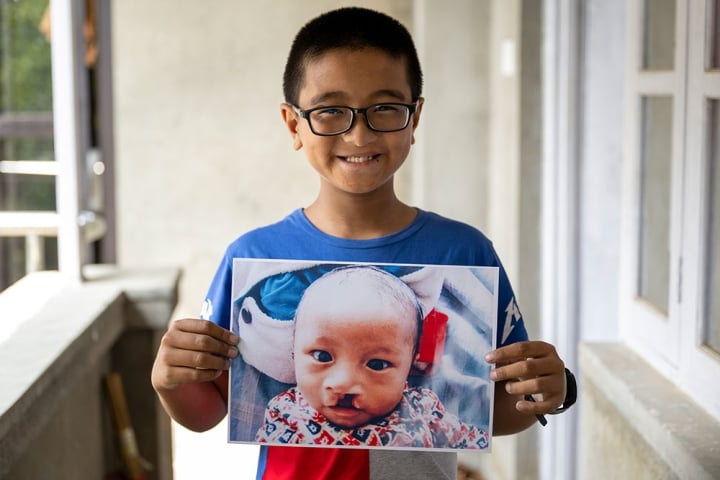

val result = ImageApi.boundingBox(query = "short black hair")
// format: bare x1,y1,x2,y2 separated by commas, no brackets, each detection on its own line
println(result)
282,7,423,105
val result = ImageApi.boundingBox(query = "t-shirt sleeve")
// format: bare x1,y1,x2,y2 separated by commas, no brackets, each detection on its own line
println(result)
494,253,529,347
200,250,233,329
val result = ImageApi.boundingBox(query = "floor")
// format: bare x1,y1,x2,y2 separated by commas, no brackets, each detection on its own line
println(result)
172,419,258,480
457,465,485,480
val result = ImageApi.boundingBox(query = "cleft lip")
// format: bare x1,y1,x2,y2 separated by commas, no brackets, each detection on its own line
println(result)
335,394,356,409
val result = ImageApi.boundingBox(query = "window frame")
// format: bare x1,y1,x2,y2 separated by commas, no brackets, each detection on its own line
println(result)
678,0,720,417
0,0,115,290
621,0,720,420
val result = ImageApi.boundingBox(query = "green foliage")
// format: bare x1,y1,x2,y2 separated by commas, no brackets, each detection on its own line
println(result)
0,0,55,210
0,0,53,112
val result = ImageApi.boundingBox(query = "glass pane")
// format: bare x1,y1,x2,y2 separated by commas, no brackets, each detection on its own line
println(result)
0,137,55,210
643,0,676,70
638,96,673,314
0,0,54,111
0,174,56,211
0,0,55,292
708,0,720,69
0,137,54,161
705,99,720,353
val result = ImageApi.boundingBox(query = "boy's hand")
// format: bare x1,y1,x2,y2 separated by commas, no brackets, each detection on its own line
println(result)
151,319,239,392
485,340,566,415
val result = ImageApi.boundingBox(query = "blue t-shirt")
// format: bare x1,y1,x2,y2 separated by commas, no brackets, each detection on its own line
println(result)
202,208,528,479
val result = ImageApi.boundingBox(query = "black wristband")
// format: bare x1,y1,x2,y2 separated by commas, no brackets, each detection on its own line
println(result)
549,368,577,415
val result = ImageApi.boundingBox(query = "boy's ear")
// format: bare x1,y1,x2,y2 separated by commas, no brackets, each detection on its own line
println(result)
410,97,424,145
280,103,303,150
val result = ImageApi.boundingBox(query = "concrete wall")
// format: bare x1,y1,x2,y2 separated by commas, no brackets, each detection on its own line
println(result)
580,343,720,479
581,382,678,480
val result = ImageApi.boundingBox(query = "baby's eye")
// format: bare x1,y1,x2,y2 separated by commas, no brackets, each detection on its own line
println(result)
366,359,391,371
311,350,333,362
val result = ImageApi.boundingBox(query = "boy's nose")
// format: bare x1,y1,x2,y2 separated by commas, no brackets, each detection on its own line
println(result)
342,113,377,146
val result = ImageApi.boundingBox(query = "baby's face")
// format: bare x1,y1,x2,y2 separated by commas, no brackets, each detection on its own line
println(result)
294,287,416,428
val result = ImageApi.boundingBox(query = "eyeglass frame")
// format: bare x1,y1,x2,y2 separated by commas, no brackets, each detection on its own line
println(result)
290,102,419,136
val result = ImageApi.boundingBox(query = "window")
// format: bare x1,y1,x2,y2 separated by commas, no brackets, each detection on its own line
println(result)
705,99,720,352
622,0,720,420
0,0,114,292
0,0,57,289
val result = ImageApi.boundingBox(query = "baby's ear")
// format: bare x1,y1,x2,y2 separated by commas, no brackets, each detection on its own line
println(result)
280,103,303,151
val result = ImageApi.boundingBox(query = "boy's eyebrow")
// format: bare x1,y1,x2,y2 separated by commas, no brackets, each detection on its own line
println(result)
308,89,409,106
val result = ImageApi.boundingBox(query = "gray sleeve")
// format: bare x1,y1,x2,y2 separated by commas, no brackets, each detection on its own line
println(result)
369,450,457,480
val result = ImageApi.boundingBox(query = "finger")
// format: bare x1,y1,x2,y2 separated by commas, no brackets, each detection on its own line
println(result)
156,364,225,388
163,348,232,372
514,395,564,415
490,355,563,382
164,319,240,358
502,375,564,398
172,318,240,346
152,346,228,390
485,341,556,364
163,328,239,360
501,374,567,413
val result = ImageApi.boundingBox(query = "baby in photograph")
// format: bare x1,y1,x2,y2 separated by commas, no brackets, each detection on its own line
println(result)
255,265,489,449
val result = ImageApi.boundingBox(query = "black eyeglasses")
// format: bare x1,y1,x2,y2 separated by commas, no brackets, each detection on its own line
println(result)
291,102,418,136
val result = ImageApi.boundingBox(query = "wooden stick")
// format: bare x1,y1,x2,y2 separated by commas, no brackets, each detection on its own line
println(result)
105,372,148,480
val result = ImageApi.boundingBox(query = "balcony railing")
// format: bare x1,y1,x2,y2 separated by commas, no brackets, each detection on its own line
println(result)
0,210,106,273
0,152,106,278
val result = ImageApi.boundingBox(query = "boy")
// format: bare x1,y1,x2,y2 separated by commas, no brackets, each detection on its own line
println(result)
151,6,570,479
255,265,489,449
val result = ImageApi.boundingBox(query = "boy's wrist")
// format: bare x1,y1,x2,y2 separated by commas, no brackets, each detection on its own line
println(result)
548,368,577,415
525,368,577,427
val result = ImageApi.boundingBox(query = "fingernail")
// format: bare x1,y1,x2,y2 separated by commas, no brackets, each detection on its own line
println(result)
230,333,240,344
228,346,239,358
485,352,496,362
490,370,498,381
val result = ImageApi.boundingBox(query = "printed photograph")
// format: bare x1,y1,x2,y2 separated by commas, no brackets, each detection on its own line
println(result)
228,259,498,452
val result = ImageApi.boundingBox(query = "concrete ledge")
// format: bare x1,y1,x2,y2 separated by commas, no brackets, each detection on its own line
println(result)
579,342,720,480
0,267,180,479
83,264,182,329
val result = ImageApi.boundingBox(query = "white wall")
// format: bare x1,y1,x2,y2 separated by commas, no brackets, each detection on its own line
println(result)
578,0,624,342
413,0,491,230
113,0,415,319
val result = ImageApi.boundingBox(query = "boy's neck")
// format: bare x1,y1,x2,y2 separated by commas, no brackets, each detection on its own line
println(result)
304,194,417,240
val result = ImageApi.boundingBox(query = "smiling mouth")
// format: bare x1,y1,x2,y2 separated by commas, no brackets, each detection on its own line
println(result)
341,154,379,163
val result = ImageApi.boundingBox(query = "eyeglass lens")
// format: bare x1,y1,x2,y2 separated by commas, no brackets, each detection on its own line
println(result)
309,104,410,134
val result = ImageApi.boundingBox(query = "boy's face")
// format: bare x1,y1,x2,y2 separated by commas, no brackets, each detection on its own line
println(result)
281,47,423,198
293,281,417,428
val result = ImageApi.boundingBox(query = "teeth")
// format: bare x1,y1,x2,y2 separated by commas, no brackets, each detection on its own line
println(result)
345,155,374,163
